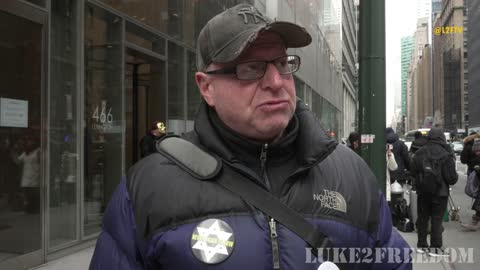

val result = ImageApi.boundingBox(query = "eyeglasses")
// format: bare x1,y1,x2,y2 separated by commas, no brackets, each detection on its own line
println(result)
204,55,301,81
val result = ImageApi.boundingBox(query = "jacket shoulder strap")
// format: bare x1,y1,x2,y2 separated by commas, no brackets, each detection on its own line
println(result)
156,136,222,180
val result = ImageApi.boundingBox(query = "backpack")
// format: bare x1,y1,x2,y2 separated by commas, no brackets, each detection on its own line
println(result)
465,170,480,198
417,148,442,194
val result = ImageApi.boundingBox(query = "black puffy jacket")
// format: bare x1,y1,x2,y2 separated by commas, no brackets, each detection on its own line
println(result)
89,101,411,270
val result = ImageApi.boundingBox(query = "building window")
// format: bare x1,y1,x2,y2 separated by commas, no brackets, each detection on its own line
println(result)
168,41,185,134
84,4,123,236
49,0,80,249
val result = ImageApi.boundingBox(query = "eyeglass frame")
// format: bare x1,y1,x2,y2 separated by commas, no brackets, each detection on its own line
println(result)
203,55,301,81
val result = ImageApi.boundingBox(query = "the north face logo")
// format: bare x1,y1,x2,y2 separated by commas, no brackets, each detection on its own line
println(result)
313,190,347,213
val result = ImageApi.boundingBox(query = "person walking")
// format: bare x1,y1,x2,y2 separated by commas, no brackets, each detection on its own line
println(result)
411,128,458,257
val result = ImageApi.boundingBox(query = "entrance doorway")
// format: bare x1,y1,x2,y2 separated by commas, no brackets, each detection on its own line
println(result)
125,47,166,169
0,1,45,269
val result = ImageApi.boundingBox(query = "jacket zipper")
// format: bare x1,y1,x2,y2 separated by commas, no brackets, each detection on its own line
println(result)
260,144,280,269
260,143,272,190
269,217,280,269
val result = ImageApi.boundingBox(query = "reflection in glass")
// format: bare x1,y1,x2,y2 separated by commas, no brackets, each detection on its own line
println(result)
125,52,166,169
168,42,185,134
49,0,79,249
84,4,123,236
100,0,253,47
25,0,46,7
0,11,42,262
186,51,201,131
126,22,165,55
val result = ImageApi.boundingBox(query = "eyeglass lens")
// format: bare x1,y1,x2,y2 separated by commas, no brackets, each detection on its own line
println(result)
236,55,299,80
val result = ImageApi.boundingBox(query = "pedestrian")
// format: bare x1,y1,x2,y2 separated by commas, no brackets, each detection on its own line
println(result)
347,131,361,155
139,121,166,158
386,127,411,186
410,131,427,154
460,132,480,230
410,128,458,257
89,4,411,269
386,143,398,202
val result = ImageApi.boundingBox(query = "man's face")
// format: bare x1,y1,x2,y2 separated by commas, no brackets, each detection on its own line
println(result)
196,32,296,142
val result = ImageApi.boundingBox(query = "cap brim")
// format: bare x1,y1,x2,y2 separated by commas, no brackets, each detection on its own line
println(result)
266,21,312,48
211,21,311,64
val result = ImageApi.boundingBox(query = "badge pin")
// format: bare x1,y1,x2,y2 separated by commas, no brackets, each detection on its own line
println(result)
191,218,235,264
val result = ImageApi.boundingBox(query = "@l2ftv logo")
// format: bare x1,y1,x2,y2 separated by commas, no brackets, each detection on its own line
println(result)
191,219,235,264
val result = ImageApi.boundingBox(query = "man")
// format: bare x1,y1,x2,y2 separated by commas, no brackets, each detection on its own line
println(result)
410,128,458,257
139,121,166,158
386,128,410,185
90,4,410,269
460,132,480,230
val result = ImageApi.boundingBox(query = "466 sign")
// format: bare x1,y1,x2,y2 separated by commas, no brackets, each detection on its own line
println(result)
92,100,113,124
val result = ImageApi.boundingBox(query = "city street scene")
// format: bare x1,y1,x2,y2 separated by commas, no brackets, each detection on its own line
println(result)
0,0,479,269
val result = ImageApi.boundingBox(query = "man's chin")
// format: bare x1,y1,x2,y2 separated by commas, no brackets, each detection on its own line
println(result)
254,122,289,141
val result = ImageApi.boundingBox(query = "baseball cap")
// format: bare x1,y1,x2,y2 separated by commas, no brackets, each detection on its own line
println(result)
196,4,312,71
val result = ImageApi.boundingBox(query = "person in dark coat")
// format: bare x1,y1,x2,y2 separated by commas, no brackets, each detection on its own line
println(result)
386,127,410,185
139,121,166,158
347,131,361,155
460,132,480,230
410,128,458,257
89,4,411,269
410,131,427,154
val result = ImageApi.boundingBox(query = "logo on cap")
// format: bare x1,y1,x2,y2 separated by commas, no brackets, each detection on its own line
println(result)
191,219,235,264
238,6,267,24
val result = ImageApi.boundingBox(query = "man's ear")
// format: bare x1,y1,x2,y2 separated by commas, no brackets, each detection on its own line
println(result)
195,72,215,106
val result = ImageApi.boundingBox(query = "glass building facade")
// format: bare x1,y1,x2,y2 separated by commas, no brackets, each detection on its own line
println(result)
0,1,342,268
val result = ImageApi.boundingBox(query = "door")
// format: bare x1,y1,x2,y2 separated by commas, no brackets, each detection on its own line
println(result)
125,47,166,169
0,1,46,269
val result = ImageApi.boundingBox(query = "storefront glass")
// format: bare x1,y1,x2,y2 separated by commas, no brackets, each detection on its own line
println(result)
125,50,166,168
186,50,200,131
0,9,42,262
100,0,196,47
49,0,79,249
167,41,185,134
84,4,123,236
25,0,45,7
126,21,165,55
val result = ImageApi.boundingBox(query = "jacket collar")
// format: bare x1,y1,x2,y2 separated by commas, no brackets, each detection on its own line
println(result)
193,99,338,168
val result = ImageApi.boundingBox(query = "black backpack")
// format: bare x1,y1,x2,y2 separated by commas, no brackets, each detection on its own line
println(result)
417,148,443,194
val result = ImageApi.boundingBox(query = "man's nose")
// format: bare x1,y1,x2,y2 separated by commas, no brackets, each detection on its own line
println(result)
260,63,284,90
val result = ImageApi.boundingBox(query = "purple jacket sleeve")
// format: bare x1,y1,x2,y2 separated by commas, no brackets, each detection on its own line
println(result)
89,179,145,270
372,193,413,269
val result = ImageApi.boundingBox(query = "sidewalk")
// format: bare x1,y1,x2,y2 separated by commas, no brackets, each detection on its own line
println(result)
397,157,480,269
30,247,93,270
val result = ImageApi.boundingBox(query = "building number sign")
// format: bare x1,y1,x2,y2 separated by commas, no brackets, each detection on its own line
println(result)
92,100,113,124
